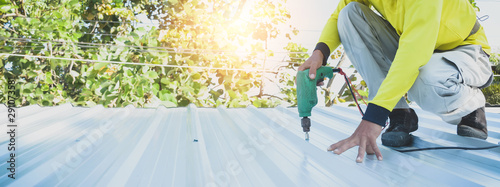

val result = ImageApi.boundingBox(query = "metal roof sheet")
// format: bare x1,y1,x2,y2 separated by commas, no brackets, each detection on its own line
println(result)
1,103,500,186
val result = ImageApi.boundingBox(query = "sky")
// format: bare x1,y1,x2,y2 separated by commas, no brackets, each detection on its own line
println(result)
275,0,500,53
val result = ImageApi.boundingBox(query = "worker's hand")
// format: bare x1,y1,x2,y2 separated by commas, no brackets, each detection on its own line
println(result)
327,120,384,163
298,50,324,86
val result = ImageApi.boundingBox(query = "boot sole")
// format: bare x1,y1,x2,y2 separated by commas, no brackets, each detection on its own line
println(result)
457,125,487,140
381,132,413,147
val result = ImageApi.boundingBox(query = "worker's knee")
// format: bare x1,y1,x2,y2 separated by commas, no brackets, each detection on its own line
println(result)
338,2,363,21
338,2,372,31
343,2,363,12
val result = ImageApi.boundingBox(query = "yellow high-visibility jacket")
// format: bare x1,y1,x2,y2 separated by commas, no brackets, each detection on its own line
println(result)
316,0,490,125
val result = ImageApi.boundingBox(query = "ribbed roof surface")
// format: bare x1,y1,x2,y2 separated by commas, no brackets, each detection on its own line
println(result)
1,103,499,186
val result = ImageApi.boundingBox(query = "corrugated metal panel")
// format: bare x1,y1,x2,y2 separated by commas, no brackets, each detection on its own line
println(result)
1,103,499,186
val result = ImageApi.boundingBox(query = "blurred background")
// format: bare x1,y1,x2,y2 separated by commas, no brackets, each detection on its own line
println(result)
1,0,499,108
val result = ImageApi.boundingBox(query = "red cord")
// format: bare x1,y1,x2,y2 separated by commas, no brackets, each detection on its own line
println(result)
337,68,366,116
337,68,389,128
345,73,368,106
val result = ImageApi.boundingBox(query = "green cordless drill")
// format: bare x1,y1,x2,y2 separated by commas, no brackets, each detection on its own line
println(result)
296,66,336,141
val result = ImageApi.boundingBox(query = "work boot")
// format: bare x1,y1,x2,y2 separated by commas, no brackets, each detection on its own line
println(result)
457,107,488,140
381,108,419,147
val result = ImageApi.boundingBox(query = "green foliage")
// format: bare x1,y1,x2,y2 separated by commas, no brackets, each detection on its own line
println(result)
0,0,301,108
338,76,368,103
469,0,480,12
483,81,500,105
284,42,309,65
490,53,500,75
482,53,500,105
491,53,500,64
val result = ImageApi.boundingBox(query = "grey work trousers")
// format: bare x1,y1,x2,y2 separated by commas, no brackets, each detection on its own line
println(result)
337,2,493,124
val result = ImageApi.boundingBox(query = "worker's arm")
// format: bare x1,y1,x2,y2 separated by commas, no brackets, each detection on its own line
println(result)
329,0,443,162
299,0,369,79
363,0,443,126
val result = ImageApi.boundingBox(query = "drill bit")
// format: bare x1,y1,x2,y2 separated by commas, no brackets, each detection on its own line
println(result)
305,132,309,141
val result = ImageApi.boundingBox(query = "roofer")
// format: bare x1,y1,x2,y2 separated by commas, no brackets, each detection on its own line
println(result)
298,0,493,162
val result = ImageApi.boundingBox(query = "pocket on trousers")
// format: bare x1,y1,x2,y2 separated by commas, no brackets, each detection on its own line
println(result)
441,45,492,88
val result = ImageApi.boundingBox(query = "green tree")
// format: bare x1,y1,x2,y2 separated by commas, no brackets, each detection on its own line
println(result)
0,0,302,108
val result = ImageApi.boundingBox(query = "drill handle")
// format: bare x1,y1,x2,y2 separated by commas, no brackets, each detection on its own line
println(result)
296,67,334,117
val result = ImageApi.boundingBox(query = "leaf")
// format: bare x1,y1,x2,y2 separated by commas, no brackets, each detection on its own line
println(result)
44,94,54,101
338,98,346,103
42,100,50,106
230,99,241,108
134,27,147,37
192,73,201,80
35,88,43,96
136,87,144,96
69,70,79,77
0,0,11,4
142,66,149,74
53,12,62,19
161,77,169,84
86,101,97,107
119,51,128,62
114,80,120,90
152,83,159,94
130,32,140,40
23,88,32,94
95,87,102,96
116,36,128,44
94,63,107,70
227,90,237,99
168,0,178,5
125,69,133,77
253,99,261,107
193,82,201,94
357,90,369,97
237,79,252,85
45,72,54,84
0,5,12,13
69,0,79,7
27,71,38,78
237,85,250,93
42,85,50,91
165,93,177,103
146,71,158,80
181,86,194,93
210,90,221,101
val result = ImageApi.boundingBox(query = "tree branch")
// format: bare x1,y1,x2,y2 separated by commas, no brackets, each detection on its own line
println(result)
261,94,283,100
20,0,27,17
71,53,84,60
3,27,18,34
0,13,26,19
250,93,283,100
90,21,98,34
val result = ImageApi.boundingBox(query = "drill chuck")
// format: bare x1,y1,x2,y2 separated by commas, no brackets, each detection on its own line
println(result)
301,117,311,132
302,117,311,141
